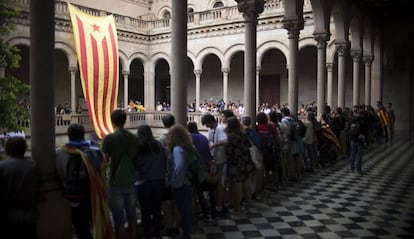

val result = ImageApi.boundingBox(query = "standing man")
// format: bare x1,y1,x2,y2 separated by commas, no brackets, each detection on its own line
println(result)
102,109,138,239
201,110,233,216
349,109,367,174
279,107,299,182
0,137,37,239
56,124,112,239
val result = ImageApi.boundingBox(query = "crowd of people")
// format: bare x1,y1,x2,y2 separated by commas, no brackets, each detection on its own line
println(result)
0,100,395,239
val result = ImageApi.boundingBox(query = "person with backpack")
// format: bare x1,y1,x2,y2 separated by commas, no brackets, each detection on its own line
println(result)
349,109,367,174
136,124,167,239
280,107,300,182
166,125,194,239
188,121,218,220
225,117,256,214
256,112,279,192
102,110,138,239
56,124,112,239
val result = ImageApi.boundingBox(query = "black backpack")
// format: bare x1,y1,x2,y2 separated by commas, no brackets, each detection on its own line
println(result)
288,119,300,141
262,125,280,163
297,119,306,138
64,148,90,202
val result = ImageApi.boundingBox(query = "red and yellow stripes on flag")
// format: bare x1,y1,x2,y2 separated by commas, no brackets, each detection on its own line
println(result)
69,4,119,139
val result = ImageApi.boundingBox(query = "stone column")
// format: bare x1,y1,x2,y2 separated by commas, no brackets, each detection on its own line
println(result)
326,63,334,108
336,43,347,109
171,0,187,126
351,50,361,106
256,66,261,111
69,66,77,113
122,70,129,110
30,0,72,238
372,34,383,104
315,34,328,116
194,70,202,112
284,21,301,116
236,0,264,122
222,68,229,106
363,56,373,106
144,62,155,110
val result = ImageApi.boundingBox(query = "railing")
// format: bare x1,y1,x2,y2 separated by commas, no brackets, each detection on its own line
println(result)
17,111,222,136
7,0,313,35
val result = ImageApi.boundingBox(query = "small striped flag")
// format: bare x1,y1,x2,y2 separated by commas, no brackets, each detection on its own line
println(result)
69,4,119,139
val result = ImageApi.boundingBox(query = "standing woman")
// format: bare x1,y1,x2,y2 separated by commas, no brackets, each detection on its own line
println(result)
166,125,193,239
136,124,167,239
225,117,256,214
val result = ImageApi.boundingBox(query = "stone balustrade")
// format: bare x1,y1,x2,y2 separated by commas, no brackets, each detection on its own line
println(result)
17,111,222,137
6,0,312,34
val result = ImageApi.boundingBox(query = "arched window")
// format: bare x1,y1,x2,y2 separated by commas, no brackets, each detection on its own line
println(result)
162,11,171,19
213,1,224,8
188,8,194,13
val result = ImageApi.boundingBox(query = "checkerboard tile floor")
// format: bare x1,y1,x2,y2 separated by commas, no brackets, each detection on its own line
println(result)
185,134,414,239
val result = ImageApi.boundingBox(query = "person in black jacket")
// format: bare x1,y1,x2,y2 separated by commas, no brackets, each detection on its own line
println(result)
349,109,367,174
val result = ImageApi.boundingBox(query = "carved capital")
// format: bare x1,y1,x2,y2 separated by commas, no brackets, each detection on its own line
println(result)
350,50,362,62
68,66,77,72
326,63,334,72
194,69,202,76
256,66,261,72
122,70,130,77
283,20,301,39
363,55,373,65
314,33,329,49
235,0,264,21
335,43,347,57
222,68,230,75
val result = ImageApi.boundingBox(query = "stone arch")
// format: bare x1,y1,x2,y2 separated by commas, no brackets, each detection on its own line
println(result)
195,47,224,70
299,37,317,50
363,17,374,57
118,50,128,72
150,52,171,67
188,4,197,12
6,36,30,48
327,41,337,63
158,6,172,19
349,5,363,52
331,0,349,43
209,0,226,9
128,52,149,67
186,51,196,70
55,41,77,68
223,44,244,70
310,0,332,35
257,40,288,67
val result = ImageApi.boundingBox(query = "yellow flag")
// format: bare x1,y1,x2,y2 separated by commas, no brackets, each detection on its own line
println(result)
69,4,119,139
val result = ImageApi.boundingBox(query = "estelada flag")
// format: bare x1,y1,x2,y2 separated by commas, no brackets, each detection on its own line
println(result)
69,4,119,139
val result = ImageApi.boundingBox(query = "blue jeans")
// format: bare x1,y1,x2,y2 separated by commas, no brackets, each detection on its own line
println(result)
108,186,137,227
350,141,363,172
174,185,192,239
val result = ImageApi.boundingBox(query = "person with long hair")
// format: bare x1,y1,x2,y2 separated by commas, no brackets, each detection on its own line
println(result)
225,117,256,214
166,125,193,239
136,124,167,239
